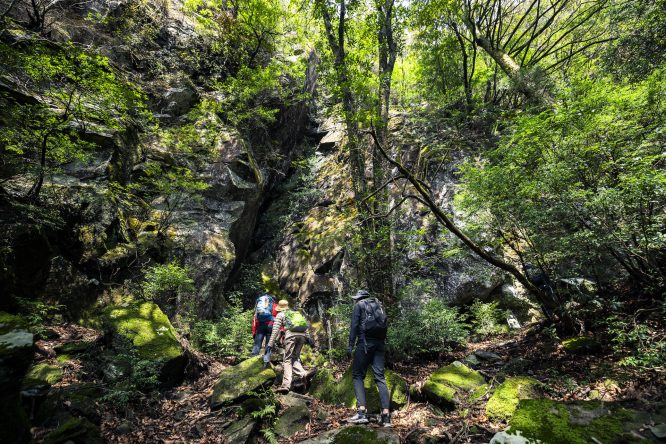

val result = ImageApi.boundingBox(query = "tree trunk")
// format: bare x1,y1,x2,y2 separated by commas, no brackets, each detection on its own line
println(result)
369,129,579,333
475,36,551,105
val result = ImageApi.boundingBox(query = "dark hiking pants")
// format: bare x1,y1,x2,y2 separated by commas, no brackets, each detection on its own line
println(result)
352,338,390,410
252,323,272,363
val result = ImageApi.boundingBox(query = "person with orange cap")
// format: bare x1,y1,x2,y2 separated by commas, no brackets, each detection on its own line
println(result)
266,299,314,393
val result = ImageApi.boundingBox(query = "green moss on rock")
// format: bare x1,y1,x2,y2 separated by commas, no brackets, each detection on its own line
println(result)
102,301,186,386
422,361,488,408
210,356,276,409
507,399,652,443
309,366,408,412
55,340,93,355
561,336,601,354
486,376,540,421
42,416,102,444
298,426,400,444
22,362,63,388
0,312,27,333
102,301,182,361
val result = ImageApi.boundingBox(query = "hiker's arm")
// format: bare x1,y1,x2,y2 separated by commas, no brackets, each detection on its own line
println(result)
267,314,283,348
348,303,361,349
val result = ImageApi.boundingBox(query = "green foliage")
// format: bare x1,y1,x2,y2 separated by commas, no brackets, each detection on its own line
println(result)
191,294,254,359
325,302,353,361
605,314,666,368
100,337,163,408
387,282,469,360
130,161,209,234
459,69,666,293
469,299,509,337
142,261,195,304
16,298,64,337
0,39,148,196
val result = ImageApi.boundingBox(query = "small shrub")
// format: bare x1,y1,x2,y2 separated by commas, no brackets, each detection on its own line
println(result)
191,294,254,359
100,338,162,408
470,299,509,337
606,314,666,368
387,299,469,361
325,302,353,361
142,261,195,302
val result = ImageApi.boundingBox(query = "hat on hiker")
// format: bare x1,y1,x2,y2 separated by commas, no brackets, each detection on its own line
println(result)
275,299,289,311
351,289,370,300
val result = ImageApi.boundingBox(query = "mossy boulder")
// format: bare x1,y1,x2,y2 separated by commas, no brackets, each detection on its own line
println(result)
486,376,540,421
499,399,665,443
210,356,277,409
42,416,102,444
22,362,63,388
36,383,104,425
561,336,601,354
221,415,255,443
101,301,186,387
309,366,408,413
298,425,400,444
422,361,488,408
55,340,94,355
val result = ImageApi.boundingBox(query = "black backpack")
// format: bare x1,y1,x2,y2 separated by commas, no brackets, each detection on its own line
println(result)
360,297,388,339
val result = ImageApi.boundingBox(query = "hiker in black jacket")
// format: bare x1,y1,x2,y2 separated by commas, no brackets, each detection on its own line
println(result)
346,289,391,427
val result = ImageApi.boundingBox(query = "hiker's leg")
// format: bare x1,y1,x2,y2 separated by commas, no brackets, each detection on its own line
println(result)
292,335,307,379
281,335,296,389
370,341,390,411
263,324,273,363
251,326,265,356
351,344,371,408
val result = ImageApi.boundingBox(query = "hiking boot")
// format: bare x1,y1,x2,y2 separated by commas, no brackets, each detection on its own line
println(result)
262,361,271,369
347,409,369,424
379,413,392,428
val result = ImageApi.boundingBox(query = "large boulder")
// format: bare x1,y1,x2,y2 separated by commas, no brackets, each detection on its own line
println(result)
275,393,311,438
42,416,102,444
221,416,255,443
421,361,488,409
0,312,34,444
101,301,186,387
298,426,400,444
210,356,277,409
310,367,408,413
492,399,666,443
486,376,540,421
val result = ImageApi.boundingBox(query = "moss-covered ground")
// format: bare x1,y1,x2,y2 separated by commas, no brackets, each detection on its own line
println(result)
507,400,649,444
309,366,408,412
486,376,540,420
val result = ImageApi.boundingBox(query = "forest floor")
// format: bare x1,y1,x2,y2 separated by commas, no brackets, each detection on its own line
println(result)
30,325,666,443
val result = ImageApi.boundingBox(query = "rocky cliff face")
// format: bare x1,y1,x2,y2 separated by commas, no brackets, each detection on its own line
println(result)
0,0,317,319
253,111,521,321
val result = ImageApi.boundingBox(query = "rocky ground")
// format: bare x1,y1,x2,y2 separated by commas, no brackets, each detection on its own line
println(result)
15,319,665,444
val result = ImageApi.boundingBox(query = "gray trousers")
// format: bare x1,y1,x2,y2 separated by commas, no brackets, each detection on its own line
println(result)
352,338,390,410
